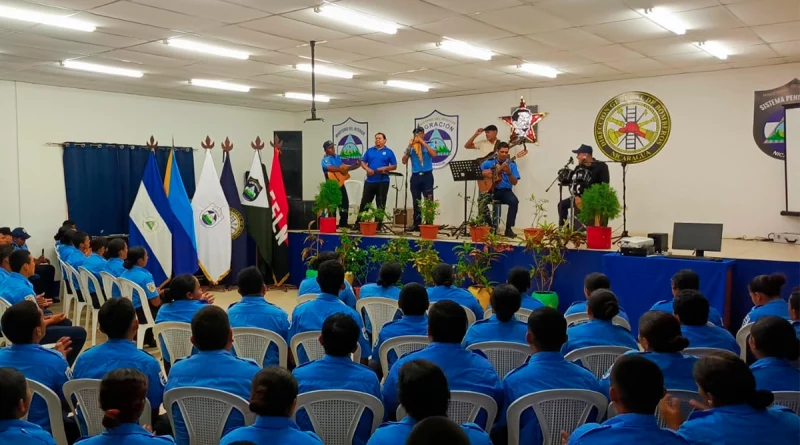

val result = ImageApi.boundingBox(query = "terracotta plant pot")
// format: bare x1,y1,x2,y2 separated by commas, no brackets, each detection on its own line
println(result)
523,228,544,243
469,225,491,243
419,224,439,240
586,226,612,250
359,221,378,236
468,285,492,310
319,217,337,234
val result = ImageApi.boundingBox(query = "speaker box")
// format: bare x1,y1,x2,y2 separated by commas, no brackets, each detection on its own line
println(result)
648,233,669,253
289,200,316,230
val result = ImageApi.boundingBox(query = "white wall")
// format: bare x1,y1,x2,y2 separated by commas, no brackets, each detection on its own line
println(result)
295,63,800,238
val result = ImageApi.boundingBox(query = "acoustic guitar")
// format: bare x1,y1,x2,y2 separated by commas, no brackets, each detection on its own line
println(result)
327,163,361,186
478,155,518,193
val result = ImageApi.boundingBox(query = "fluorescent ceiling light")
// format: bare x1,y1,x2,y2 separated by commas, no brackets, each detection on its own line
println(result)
61,60,143,78
695,41,729,60
167,39,249,60
437,38,493,61
518,63,560,78
0,5,95,32
284,92,331,102
295,63,354,79
385,80,430,92
315,4,398,34
641,8,686,35
190,79,250,92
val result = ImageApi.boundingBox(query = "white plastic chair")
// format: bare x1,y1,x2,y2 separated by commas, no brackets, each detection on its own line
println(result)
291,331,361,365
297,293,319,305
564,346,634,379
655,390,702,427
565,313,631,331
344,179,364,222
483,308,533,323
153,322,194,368
507,389,608,445
356,297,399,348
118,278,155,349
63,262,84,323
378,335,430,375
0,296,10,346
684,347,738,359
772,391,800,415
58,260,77,320
63,379,151,437
26,379,69,445
736,323,753,361
164,387,254,445
397,390,499,431
232,327,288,368
293,389,383,445
99,271,118,302
78,267,108,346
467,341,532,379
462,305,477,326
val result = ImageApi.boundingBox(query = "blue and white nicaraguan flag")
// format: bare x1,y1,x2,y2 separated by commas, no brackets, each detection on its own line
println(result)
164,149,199,276
191,149,231,284
128,152,172,285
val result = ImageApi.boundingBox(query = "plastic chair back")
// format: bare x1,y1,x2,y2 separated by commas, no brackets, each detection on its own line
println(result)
63,379,151,437
772,391,800,415
462,305,477,326
99,271,118,301
565,313,630,331
232,327,288,368
378,335,430,375
26,379,69,445
563,346,634,379
153,322,194,366
356,297,399,347
655,390,701,427
79,267,107,308
291,331,361,365
467,341,532,378
397,390,498,431
684,347,738,359
297,293,319,305
118,278,155,349
0,297,9,346
736,323,753,360
514,308,533,323
507,389,607,445
58,260,76,317
164,387,254,445
293,389,383,445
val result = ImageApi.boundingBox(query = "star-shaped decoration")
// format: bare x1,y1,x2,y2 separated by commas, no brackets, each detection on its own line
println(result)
500,96,548,145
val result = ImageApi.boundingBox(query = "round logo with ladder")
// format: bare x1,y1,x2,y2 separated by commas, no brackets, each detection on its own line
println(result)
594,91,671,164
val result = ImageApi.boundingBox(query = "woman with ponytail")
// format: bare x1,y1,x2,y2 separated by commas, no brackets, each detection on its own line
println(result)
358,261,403,336
120,247,162,348
743,273,789,326
561,289,639,355
659,354,800,445
154,274,214,372
76,369,175,444
748,316,800,392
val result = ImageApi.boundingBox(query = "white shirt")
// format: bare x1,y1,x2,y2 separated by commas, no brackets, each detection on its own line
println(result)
473,139,498,156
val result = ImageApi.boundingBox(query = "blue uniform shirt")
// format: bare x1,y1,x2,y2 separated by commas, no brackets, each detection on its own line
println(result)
501,351,602,445
367,416,491,445
426,285,485,321
82,253,107,293
561,319,639,355
119,266,158,309
1,272,37,304
680,324,739,355
358,284,402,333
651,299,723,327
601,351,698,396
221,416,322,445
383,343,503,424
371,315,428,373
104,258,125,297
288,293,370,363
0,344,69,433
64,247,88,291
751,357,800,392
361,147,397,184
568,413,688,445
462,315,528,349
155,299,209,365
165,350,260,445
321,154,343,177
293,355,383,445
565,301,631,323
408,147,433,173
480,159,520,190
75,423,176,445
13,242,29,251
0,267,9,287
298,277,357,308
227,296,290,367
676,404,800,445
520,295,545,311
743,299,790,326
0,419,57,445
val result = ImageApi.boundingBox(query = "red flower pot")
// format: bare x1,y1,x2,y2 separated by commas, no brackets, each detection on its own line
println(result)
359,221,378,236
419,224,440,240
586,226,612,250
469,226,490,243
319,217,337,234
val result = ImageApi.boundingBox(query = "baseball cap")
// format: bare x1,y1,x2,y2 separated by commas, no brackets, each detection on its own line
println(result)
322,140,335,150
484,125,498,132
572,144,593,155
11,228,30,239
413,126,425,134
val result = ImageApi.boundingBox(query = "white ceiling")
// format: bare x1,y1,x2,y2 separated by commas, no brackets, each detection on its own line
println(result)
0,0,797,111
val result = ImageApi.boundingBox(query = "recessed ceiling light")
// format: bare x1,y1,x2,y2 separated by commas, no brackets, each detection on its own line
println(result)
0,5,95,32
166,39,249,60
284,92,331,102
295,64,354,79
314,4,398,35
61,60,143,78
695,41,729,60
437,38,493,61
190,79,250,92
384,80,430,92
518,63,560,78
641,8,686,35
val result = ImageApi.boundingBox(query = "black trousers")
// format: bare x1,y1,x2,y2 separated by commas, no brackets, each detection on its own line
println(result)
41,321,86,366
338,185,350,226
480,189,520,229
31,264,57,298
136,303,160,346
357,182,390,224
410,171,434,228
558,198,572,227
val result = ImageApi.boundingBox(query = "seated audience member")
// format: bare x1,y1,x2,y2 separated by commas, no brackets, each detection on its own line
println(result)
220,368,322,445
383,300,502,424
293,314,382,445
673,290,738,355
81,237,108,307
368,283,429,378
660,354,800,445
505,266,544,311
57,229,78,260
566,273,630,322
367,360,491,445
565,355,687,445
651,270,723,327
120,247,162,348
103,239,127,298
164,306,260,445
743,274,790,326
74,369,175,445
407,418,470,445
64,232,91,300
463,284,527,348
359,261,403,335
426,263,484,322
289,260,369,364
602,311,698,395
790,287,800,338
0,227,11,246
499,307,601,445
0,244,13,286
0,367,57,445
12,228,57,299
561,289,638,355
297,251,356,308
53,226,68,254
748,316,800,392
155,274,213,371
227,266,290,368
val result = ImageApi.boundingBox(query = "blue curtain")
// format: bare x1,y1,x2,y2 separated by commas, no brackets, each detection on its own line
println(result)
63,142,195,236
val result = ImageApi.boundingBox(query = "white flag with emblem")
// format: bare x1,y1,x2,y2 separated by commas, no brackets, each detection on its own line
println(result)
191,150,231,284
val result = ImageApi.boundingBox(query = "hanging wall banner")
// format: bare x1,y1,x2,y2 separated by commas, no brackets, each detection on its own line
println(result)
414,110,459,169
752,78,799,160
332,117,368,166
594,91,671,164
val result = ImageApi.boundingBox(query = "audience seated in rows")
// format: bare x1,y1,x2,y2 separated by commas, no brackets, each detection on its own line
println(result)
368,283,429,378
120,247,162,348
673,290,739,354
743,274,790,326
748,316,800,392
651,270,724,327
102,239,127,298
462,284,527,348
561,289,638,355
297,252,356,308
565,273,630,322
426,263,484,322
504,267,544,311
0,367,57,445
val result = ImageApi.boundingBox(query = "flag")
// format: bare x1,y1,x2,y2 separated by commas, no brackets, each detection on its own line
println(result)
268,136,290,285
129,152,172,285
241,144,271,272
164,149,198,276
192,150,231,284
221,149,247,285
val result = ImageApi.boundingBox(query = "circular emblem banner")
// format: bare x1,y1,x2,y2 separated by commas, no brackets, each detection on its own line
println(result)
594,91,671,164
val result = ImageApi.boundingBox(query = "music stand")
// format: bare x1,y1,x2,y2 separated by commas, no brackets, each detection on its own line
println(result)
449,160,484,238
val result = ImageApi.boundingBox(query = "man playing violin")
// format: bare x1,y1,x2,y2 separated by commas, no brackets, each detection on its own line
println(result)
480,142,520,238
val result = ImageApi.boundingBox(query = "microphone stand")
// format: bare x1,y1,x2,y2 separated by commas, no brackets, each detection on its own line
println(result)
612,161,629,241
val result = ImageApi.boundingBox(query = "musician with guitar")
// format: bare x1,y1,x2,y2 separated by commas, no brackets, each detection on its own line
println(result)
480,142,521,238
557,144,610,227
401,126,437,232
321,140,361,228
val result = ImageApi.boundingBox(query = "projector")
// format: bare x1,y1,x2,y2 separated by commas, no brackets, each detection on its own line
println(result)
620,237,655,248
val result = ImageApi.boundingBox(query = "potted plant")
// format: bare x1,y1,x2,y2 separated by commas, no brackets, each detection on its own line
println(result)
578,183,621,250
312,179,342,234
453,233,514,309
467,194,491,243
418,197,440,240
524,194,549,242
335,230,369,294
522,223,585,309
411,239,441,285
357,203,386,236
368,237,414,273
301,220,325,278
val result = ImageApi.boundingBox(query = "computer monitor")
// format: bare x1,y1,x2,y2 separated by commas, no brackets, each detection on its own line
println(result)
672,223,723,257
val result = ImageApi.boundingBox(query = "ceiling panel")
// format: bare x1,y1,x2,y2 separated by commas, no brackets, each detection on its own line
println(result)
216,0,323,14
574,44,645,62
414,17,514,42
388,51,461,68
623,36,701,56
98,49,199,67
582,18,674,43
536,0,642,26
653,51,725,67
558,63,623,76
30,0,117,9
70,12,186,40
471,5,574,34
434,63,506,78
770,40,800,56
727,43,781,60
673,6,744,32
126,40,266,63
337,0,460,26
751,21,800,43
90,1,225,31
323,36,414,57
481,36,560,58
725,0,800,26
188,59,289,78
26,27,147,48
424,0,524,14
0,32,110,54
605,57,672,73
277,44,373,64
362,28,440,52
527,28,613,50
241,15,351,42
347,57,420,74
197,25,302,51
130,0,270,23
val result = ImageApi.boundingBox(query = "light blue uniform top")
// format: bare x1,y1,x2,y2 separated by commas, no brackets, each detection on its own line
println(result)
568,413,688,445
0,267,10,287
64,247,88,290
367,416,491,445
561,319,639,355
82,253,107,293
321,154,343,177
409,146,433,173
75,424,176,445
0,344,69,433
601,351,699,397
361,147,397,184
358,283,402,333
0,419,57,445
298,277,357,309
0,272,37,304
680,325,739,355
676,404,800,445
227,296,290,368
103,258,125,297
119,266,158,309
751,357,800,392
426,285,485,322
462,315,528,349
743,299,790,326
293,355,382,445
371,315,428,373
154,299,209,365
565,301,630,323
220,416,322,445
650,299,724,327
164,350,260,445
288,293,370,363
480,159,520,190
520,295,545,311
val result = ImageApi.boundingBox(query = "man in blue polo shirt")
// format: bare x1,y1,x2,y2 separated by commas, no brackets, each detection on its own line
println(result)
651,269,724,327
402,127,437,232
356,132,396,230
480,142,520,238
321,140,360,228
11,227,57,299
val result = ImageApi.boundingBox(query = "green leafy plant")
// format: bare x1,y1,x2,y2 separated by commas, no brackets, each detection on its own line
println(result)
411,239,441,285
368,237,414,271
453,233,514,288
529,194,549,227
578,183,621,227
419,197,440,225
312,180,343,217
467,194,492,227
335,229,369,285
301,220,325,268
523,223,585,292
358,203,388,223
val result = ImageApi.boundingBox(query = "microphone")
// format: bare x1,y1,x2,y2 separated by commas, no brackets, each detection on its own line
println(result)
568,156,573,165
